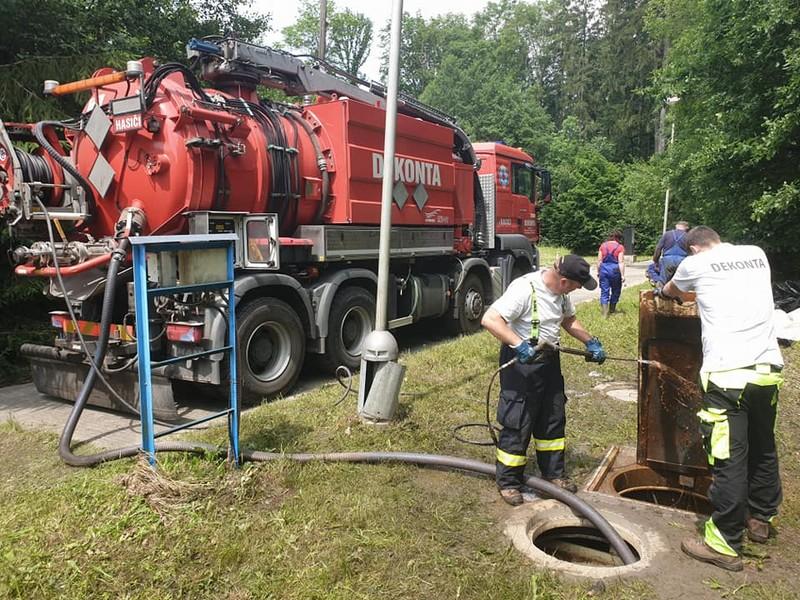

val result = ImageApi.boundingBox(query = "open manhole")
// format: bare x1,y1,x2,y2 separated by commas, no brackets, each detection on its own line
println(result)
505,499,662,579
612,466,712,514
534,525,640,567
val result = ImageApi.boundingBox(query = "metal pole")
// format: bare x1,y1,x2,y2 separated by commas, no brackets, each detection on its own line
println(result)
661,121,675,234
375,0,403,331
318,0,328,61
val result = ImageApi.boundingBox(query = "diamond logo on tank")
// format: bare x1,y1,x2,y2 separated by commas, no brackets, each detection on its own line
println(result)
372,152,441,211
85,105,115,197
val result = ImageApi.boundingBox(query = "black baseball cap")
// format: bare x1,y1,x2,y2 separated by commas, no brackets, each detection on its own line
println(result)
556,255,597,290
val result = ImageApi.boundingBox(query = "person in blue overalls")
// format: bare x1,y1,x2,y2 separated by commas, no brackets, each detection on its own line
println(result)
596,230,625,317
651,221,689,285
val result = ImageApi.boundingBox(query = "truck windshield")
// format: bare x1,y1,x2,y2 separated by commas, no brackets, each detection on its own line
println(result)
512,163,534,201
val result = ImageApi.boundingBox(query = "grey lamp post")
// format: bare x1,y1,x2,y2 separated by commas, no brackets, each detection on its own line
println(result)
357,0,405,424
661,96,680,233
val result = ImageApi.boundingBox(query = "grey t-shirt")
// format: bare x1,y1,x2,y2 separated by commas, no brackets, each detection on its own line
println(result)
490,270,576,344
671,243,783,373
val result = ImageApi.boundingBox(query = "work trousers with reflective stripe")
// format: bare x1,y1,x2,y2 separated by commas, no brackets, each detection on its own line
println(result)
701,380,782,555
495,345,567,490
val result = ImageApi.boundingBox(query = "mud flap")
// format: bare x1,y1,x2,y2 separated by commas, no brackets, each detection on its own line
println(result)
24,348,178,421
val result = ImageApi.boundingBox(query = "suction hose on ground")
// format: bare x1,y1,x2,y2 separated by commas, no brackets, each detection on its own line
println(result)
56,235,636,566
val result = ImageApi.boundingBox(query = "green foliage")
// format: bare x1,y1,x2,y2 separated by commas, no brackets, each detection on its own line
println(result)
618,158,669,253
539,118,624,253
380,12,480,97
420,36,554,162
646,0,800,252
0,0,269,123
282,0,373,76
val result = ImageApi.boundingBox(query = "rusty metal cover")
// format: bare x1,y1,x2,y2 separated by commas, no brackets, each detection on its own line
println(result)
637,290,710,476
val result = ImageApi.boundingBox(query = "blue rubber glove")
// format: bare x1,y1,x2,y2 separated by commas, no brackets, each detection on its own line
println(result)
512,340,537,364
585,337,606,364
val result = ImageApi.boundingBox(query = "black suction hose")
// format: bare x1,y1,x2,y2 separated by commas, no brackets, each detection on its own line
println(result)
56,238,636,566
285,110,330,223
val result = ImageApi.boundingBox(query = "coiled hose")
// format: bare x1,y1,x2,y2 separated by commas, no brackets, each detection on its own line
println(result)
56,236,636,566
33,121,96,220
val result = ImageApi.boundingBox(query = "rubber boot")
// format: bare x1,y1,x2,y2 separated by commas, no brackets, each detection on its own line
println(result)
609,303,617,314
601,304,609,318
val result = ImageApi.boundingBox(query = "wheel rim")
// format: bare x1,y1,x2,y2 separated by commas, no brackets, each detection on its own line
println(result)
245,320,292,382
339,305,372,359
464,288,484,321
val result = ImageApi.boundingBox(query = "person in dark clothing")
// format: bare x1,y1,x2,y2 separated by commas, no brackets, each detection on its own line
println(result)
481,255,607,506
651,221,689,285
596,230,625,317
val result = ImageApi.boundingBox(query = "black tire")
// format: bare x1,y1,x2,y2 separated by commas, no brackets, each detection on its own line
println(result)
319,286,375,373
237,297,305,403
446,272,486,335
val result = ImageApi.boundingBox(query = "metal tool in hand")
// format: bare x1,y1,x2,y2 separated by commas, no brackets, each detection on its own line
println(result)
537,339,656,365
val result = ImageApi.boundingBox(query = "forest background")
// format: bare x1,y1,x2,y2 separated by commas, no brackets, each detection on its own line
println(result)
0,0,798,377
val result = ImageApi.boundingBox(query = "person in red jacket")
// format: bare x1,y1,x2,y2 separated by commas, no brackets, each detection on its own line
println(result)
596,230,625,317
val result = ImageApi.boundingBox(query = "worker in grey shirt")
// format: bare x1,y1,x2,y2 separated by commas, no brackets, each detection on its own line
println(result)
662,226,784,572
482,255,606,506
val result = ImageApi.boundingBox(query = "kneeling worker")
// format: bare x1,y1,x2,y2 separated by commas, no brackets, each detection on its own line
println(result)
481,255,607,506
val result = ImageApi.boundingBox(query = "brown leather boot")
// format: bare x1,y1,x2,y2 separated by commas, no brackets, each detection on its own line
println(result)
747,517,770,543
499,488,523,506
681,536,743,572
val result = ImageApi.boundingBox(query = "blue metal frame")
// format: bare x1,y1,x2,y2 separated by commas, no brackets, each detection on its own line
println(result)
131,234,240,466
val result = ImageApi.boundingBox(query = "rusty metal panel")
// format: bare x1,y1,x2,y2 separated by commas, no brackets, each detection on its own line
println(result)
637,290,709,476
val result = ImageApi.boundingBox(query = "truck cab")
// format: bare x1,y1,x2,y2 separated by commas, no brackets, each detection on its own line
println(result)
474,142,551,245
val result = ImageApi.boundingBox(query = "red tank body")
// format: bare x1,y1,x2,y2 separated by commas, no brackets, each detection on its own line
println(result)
61,62,475,242
0,40,551,418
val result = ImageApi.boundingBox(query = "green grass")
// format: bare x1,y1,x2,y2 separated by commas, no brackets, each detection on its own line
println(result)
1,286,799,599
538,244,597,268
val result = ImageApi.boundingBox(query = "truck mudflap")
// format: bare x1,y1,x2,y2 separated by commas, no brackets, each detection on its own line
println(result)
21,343,178,422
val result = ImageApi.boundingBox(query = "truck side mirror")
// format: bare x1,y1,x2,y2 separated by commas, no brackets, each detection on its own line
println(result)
541,170,552,204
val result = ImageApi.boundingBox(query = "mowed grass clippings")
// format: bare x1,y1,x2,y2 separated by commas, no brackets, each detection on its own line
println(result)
0,284,798,599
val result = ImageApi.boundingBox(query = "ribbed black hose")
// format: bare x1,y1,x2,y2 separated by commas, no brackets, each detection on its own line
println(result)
58,237,131,466
55,235,636,565
285,110,330,223
33,121,96,220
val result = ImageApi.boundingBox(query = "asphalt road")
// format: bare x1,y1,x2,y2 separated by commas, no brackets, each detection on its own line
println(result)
0,261,650,450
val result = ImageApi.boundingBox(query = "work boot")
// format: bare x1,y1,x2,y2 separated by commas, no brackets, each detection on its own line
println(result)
499,488,524,506
681,536,743,572
544,476,579,494
601,304,609,318
747,517,770,543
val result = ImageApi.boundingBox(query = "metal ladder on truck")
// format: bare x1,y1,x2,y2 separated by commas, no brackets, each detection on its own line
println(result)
131,234,240,466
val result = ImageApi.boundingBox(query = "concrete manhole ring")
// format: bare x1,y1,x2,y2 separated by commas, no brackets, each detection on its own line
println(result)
504,498,668,580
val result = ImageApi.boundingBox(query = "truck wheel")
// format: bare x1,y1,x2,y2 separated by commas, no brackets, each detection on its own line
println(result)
237,297,305,402
320,286,375,373
447,272,486,335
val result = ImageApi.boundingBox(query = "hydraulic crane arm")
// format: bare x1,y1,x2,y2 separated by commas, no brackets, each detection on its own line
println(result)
187,38,477,166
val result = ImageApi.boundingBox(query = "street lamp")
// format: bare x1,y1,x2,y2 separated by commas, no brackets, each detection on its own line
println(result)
662,96,680,233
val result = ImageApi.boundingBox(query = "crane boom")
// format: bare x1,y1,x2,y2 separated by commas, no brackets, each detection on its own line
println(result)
187,38,476,165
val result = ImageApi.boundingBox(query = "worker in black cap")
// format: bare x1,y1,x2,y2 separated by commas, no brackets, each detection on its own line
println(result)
482,255,607,505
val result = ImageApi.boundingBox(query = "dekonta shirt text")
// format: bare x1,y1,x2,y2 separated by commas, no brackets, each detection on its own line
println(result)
671,243,783,373
490,270,576,344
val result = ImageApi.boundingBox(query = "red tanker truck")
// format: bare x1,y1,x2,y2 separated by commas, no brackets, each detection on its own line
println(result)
0,38,550,419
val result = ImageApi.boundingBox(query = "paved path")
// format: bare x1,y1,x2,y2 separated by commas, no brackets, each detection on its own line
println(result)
0,262,651,450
